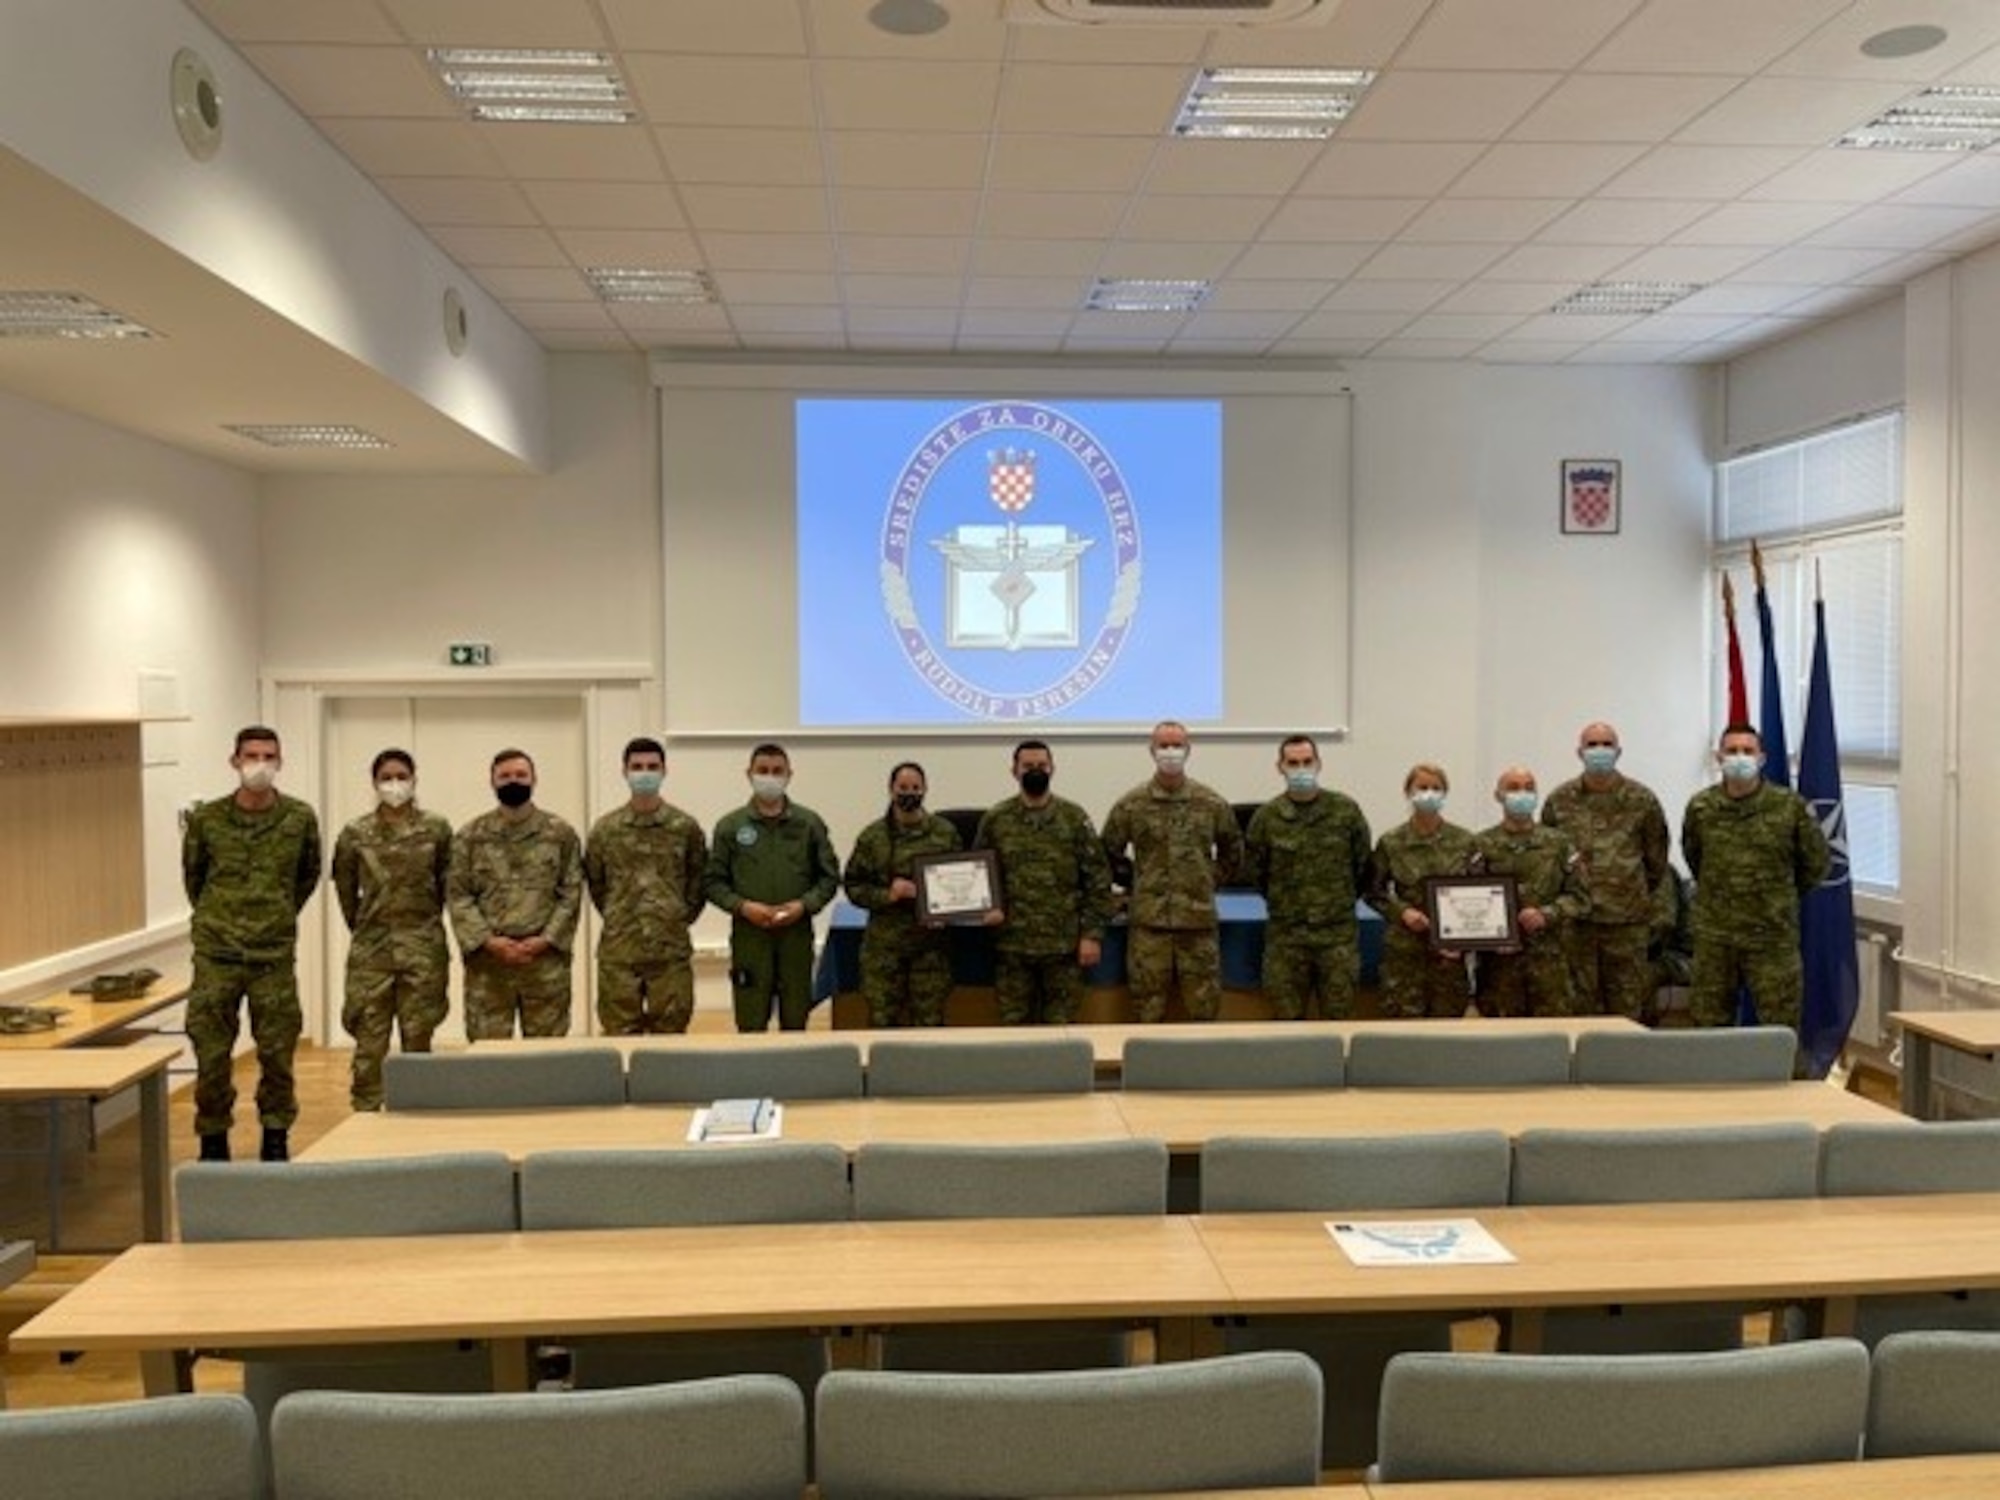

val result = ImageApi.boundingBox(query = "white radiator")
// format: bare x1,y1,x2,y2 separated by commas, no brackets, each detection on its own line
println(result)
1850,927,1898,1049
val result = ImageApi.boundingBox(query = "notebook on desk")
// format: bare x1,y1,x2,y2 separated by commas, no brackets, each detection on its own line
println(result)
689,1097,782,1143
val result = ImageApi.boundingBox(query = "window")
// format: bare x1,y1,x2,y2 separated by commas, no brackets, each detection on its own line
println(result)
1713,412,1901,896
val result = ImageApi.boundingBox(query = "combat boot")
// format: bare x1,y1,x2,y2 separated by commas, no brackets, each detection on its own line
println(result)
260,1128,289,1162
197,1132,230,1162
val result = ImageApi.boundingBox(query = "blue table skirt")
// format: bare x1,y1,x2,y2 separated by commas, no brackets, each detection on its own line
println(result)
812,893,1383,1003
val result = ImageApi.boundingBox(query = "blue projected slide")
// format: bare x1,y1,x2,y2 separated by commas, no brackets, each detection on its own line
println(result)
797,398,1221,727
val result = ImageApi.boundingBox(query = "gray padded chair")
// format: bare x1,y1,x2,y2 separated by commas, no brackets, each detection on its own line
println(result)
1373,1341,1870,1482
518,1145,849,1399
382,1048,625,1109
1820,1120,2000,1343
1200,1131,1513,1470
174,1154,518,1495
270,1375,807,1500
815,1352,1323,1500
1509,1123,1821,1354
1122,1034,1344,1091
852,1139,1168,1371
1572,1026,1797,1083
1866,1330,2000,1458
1345,1030,1571,1088
0,1393,258,1500
865,1037,1093,1096
626,1041,863,1102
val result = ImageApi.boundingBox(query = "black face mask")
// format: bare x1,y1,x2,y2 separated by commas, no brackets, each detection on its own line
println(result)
1019,769,1052,796
495,781,533,809
894,793,923,813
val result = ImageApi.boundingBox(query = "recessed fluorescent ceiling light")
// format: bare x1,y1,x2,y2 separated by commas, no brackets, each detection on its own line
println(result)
428,47,634,124
1839,85,2000,151
585,267,716,304
1550,281,1702,316
1173,67,1375,140
1086,278,1210,312
0,291,156,340
224,424,393,449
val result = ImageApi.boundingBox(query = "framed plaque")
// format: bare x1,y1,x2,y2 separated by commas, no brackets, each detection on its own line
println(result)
914,849,1003,925
1423,875,1520,952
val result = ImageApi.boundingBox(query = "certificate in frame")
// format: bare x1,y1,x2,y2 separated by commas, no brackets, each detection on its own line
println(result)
1423,875,1521,952
913,849,1003,925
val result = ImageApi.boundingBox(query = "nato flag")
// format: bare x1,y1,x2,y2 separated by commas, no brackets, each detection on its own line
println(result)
1798,595,1858,1077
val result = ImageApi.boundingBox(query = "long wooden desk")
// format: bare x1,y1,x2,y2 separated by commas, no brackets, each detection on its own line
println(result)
0,970,188,1052
1357,1455,2000,1498
0,1043,176,1245
1891,1009,2000,1119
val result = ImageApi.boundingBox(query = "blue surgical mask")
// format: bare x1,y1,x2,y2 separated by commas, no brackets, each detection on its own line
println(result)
1284,768,1319,795
1410,789,1446,815
1503,790,1539,820
627,770,664,797
1581,745,1619,775
1720,752,1761,784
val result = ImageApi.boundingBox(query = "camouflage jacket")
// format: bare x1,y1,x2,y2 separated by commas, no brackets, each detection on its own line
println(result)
1473,820,1590,945
446,806,584,956
843,812,962,940
704,800,841,916
330,805,451,970
584,801,708,960
182,792,323,962
1102,776,1243,931
1366,819,1479,927
974,795,1113,956
1682,781,1831,944
1244,789,1371,932
1540,773,1669,926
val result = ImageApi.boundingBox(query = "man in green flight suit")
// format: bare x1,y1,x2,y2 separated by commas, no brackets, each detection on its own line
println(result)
705,742,841,1032
585,736,707,1035
1243,733,1371,1020
182,725,322,1162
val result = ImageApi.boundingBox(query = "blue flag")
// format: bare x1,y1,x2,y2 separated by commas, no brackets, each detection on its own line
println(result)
1752,543,1791,790
1797,595,1858,1076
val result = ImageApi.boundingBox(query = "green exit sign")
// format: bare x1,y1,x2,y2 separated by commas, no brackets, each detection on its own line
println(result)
447,642,492,667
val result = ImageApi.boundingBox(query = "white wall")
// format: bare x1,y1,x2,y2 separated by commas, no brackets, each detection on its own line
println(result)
0,386,261,993
1722,296,1904,455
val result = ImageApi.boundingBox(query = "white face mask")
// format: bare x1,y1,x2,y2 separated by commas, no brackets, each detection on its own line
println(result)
1153,746,1189,773
239,762,278,792
1409,788,1447,815
376,777,414,808
751,773,790,802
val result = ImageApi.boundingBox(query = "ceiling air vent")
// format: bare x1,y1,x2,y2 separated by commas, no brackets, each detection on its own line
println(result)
1005,0,1341,27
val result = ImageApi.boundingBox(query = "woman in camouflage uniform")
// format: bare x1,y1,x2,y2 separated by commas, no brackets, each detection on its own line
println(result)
1367,762,1478,1019
842,762,962,1027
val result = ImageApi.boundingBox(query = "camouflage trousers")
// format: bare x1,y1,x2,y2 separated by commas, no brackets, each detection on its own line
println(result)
1565,921,1657,1023
1475,941,1576,1019
1378,928,1472,1019
597,954,696,1036
1261,925,1359,1021
995,950,1085,1026
342,960,449,1110
860,926,951,1028
463,949,572,1040
187,953,302,1135
1690,933,1803,1033
730,920,816,1032
1127,926,1220,1023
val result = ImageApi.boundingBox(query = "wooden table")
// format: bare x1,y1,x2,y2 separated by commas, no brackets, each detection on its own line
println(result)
1890,1009,2000,1118
0,970,188,1051
0,1044,177,1245
1355,1455,2000,1498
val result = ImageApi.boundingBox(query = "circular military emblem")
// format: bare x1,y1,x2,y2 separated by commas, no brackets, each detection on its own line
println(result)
735,823,760,848
879,400,1142,721
1810,798,1851,888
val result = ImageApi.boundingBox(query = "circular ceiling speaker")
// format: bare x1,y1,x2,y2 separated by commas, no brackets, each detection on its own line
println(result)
1860,24,1948,59
170,48,223,161
442,287,470,356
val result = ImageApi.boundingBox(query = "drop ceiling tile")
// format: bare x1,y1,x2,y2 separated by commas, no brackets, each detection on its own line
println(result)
1447,144,1647,198
1225,243,1376,280
1261,198,1427,243
678,185,829,233
500,299,617,329
1117,195,1277,242
609,301,733,332
842,274,964,308
827,133,986,191
988,136,1157,195
1201,281,1335,312
477,124,665,183
964,278,1090,310
1318,281,1456,313
1210,0,1434,68
848,308,962,337
711,271,840,305
839,237,972,274
1480,341,1594,362
980,192,1130,239
656,129,823,187
1805,203,1994,249
1294,143,1487,198
520,181,686,229
1342,71,1563,143
1144,141,1318,197
1171,312,1302,340
379,177,540,227
1401,0,1645,70
427,224,569,267
1601,144,1807,198
1482,242,1638,281
537,328,636,350
819,59,1003,132
376,0,608,47
623,57,816,129
1508,312,1641,340
1671,200,1853,246
695,233,838,272
1611,243,1768,280
1849,250,1954,285
1370,338,1489,359
740,330,849,350
1433,282,1576,313
1354,243,1508,280
811,2,1010,60
189,0,404,43
958,310,1076,337
1602,312,1756,342
238,44,452,118
554,228,703,265
598,0,806,54
1743,148,1955,203
728,306,846,335
1095,243,1240,278
318,118,503,178
1583,0,1849,74
1068,309,1186,338
1534,198,1716,244
1732,244,1906,282
996,64,1195,136
1768,0,2000,80
969,238,1106,276
1893,156,2000,208
1009,24,1204,65
1400,198,1572,242
835,189,982,237
1509,74,1740,143
1672,77,1912,147
469,266,594,300
1670,282,1821,315
1397,311,1532,340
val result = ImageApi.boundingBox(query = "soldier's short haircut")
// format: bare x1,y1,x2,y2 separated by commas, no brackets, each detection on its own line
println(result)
1278,733,1318,759
623,736,666,765
1012,739,1053,766
234,725,281,754
370,747,415,779
1402,760,1450,794
491,746,535,774
1718,722,1762,748
748,741,790,765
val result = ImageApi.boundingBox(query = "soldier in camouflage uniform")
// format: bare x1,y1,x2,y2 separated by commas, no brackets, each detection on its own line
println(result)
842,762,961,1027
1243,734,1371,1020
584,737,707,1036
1473,766,1589,1018
1101,721,1244,1023
330,748,452,1111
182,726,322,1161
704,743,841,1032
446,748,584,1040
974,740,1113,1026
1367,762,1478,1019
1682,724,1830,1041
1540,721,1671,1023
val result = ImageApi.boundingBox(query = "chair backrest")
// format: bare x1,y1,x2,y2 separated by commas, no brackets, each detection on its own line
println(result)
269,1375,807,1500
626,1042,863,1103
815,1352,1323,1499
1345,1031,1572,1088
1123,1034,1344,1092
0,1394,259,1500
383,1048,626,1109
853,1140,1167,1220
1573,1027,1797,1083
1374,1341,1870,1481
520,1144,851,1229
1821,1120,2000,1196
866,1037,1094,1096
1867,1331,2000,1458
1200,1131,1511,1212
1510,1123,1820,1205
174,1154,518,1241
